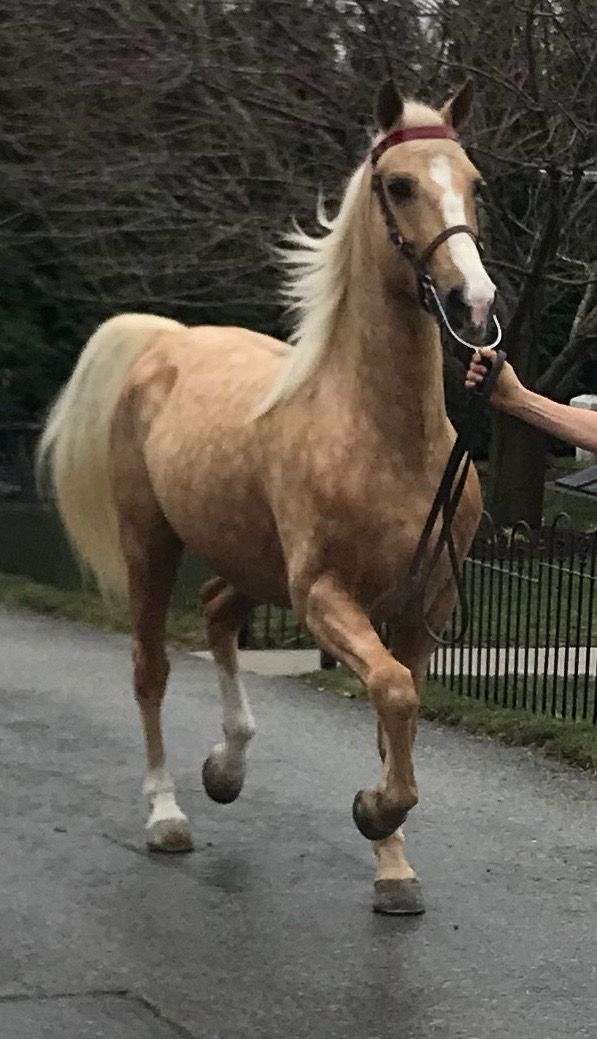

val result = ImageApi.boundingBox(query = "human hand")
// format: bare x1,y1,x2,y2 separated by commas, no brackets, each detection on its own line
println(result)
465,347,523,411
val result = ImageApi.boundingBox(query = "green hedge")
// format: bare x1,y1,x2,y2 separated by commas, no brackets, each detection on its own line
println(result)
0,502,212,606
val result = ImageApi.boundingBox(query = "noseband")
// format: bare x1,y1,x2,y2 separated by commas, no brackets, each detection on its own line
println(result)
371,125,502,351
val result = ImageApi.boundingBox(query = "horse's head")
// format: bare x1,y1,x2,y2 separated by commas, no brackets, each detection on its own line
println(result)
371,80,496,341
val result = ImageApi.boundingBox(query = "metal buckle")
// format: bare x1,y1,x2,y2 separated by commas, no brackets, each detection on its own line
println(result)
418,273,435,313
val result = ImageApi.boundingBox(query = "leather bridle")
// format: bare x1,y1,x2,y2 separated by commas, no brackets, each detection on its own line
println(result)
370,124,502,351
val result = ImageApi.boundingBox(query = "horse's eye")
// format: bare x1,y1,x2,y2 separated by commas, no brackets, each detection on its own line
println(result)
387,176,414,202
473,179,486,197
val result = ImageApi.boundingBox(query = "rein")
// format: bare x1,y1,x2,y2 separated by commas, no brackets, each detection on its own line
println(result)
371,124,505,644
401,353,504,645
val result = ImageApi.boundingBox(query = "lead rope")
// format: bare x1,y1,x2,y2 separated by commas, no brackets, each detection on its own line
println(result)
403,350,506,644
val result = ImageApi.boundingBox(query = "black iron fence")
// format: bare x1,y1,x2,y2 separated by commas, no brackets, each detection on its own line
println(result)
238,605,311,651
430,514,596,725
241,515,597,725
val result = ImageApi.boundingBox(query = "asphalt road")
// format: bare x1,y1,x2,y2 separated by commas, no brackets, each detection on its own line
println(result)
1,609,595,1039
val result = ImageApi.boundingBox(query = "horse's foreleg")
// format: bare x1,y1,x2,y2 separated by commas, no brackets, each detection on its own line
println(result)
304,575,419,840
123,518,193,853
369,580,460,913
200,579,255,805
304,574,424,913
371,706,422,913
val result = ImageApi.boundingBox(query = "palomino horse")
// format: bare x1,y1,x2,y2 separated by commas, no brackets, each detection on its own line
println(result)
39,80,495,914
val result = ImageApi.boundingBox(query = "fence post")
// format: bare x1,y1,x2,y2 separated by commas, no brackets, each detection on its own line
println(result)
238,618,250,650
320,650,337,670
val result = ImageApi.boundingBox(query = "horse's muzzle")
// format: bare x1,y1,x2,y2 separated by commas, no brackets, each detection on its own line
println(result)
446,287,495,345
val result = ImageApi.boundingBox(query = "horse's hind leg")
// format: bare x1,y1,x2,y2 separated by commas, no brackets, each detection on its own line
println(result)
200,579,255,804
121,515,193,853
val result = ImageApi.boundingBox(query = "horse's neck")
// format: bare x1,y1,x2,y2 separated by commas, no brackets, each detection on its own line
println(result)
316,268,449,450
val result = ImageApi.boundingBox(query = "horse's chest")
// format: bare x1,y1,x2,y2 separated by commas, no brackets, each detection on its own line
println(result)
307,459,442,537
288,454,480,605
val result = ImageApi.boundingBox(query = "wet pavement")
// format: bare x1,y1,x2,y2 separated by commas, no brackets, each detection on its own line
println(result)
1,608,595,1038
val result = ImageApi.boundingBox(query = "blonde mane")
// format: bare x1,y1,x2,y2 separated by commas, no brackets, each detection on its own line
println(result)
257,100,443,415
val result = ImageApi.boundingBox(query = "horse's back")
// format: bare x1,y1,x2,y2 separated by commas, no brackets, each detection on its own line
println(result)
187,324,289,360
138,323,288,415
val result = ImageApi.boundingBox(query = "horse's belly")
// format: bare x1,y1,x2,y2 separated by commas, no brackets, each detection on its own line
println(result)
145,429,289,603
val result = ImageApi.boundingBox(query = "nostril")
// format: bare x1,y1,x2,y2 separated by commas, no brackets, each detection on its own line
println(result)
447,287,465,307
446,287,467,325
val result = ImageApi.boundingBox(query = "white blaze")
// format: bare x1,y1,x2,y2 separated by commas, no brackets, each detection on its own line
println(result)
429,155,496,327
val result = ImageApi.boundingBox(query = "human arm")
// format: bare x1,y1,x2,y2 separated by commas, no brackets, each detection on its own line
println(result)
465,348,597,454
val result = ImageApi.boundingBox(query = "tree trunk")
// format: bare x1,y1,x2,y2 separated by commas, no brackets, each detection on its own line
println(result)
487,289,550,529
487,413,547,528
536,262,597,399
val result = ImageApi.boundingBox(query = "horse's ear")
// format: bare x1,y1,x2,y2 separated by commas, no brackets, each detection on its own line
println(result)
441,79,474,131
376,79,404,132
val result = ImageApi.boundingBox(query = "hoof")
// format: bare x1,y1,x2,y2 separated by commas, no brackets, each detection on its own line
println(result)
146,817,194,854
352,790,408,842
202,754,244,805
373,878,425,916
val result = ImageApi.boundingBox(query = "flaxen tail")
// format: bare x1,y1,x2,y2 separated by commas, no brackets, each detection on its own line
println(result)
37,313,182,602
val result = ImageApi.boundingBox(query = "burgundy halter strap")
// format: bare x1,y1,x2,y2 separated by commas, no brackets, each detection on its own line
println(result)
371,124,458,168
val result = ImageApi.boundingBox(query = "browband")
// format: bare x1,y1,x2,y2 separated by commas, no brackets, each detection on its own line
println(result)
371,125,458,167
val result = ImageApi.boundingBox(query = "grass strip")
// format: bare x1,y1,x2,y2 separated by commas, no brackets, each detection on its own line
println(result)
0,572,205,648
303,668,597,773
